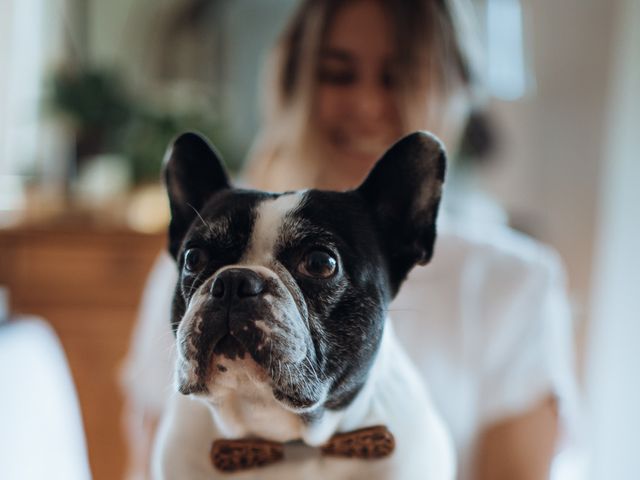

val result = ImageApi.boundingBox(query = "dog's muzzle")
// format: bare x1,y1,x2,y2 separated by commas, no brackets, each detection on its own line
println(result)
205,267,271,361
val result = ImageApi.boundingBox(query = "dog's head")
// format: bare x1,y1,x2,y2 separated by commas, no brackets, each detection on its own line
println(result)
164,131,445,416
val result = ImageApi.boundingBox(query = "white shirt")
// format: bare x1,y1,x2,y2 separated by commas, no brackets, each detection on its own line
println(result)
392,220,579,478
121,219,579,480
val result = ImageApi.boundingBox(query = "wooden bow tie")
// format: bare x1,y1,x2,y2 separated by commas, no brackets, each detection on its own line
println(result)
211,425,395,472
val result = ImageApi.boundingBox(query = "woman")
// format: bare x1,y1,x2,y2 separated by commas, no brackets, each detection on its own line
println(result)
245,0,476,192
122,1,578,478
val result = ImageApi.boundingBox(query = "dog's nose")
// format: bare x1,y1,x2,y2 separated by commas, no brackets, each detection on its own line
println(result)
211,268,265,300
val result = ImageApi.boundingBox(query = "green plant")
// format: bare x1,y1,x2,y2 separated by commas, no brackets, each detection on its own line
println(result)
47,67,241,185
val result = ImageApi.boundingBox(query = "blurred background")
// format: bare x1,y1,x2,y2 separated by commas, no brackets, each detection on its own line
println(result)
0,0,637,479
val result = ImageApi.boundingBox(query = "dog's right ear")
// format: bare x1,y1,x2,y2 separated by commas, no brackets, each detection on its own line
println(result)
163,132,230,259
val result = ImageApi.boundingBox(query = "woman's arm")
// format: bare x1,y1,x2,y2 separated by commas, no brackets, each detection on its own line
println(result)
122,400,161,480
474,395,558,480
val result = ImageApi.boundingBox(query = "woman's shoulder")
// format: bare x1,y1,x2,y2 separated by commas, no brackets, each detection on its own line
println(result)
409,222,566,294
436,222,563,276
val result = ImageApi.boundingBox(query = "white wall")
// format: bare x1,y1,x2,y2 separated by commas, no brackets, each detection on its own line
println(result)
585,0,640,477
484,0,617,330
0,0,68,218
0,0,45,177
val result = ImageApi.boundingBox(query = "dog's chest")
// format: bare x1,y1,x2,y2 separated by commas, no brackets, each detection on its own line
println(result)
206,356,305,442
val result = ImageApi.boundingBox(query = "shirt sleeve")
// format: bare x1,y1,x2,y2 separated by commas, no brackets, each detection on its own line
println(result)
119,252,178,413
474,243,580,442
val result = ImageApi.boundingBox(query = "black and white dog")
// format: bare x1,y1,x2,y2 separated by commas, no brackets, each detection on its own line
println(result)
152,131,455,479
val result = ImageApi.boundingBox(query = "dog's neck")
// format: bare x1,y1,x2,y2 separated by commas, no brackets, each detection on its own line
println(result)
197,318,398,447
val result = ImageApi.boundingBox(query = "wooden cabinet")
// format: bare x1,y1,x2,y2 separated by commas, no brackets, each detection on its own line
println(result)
0,226,165,480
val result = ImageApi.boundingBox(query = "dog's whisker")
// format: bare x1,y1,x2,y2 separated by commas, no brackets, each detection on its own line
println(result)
186,202,214,237
387,307,424,314
302,354,320,383
267,341,274,378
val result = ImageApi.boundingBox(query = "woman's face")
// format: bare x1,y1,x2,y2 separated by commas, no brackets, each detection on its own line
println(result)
313,0,404,188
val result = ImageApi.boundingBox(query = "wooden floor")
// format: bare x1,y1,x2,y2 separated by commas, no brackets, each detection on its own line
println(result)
0,225,165,480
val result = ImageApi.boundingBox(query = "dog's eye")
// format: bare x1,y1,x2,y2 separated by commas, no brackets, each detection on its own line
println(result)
184,248,208,272
298,250,337,279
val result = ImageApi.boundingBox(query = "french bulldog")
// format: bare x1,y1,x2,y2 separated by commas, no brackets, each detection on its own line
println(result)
152,131,455,479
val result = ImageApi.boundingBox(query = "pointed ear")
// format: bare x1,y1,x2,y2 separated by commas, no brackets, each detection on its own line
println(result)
356,131,446,290
163,132,230,259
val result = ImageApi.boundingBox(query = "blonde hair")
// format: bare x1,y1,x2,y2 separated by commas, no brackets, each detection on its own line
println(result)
244,0,482,191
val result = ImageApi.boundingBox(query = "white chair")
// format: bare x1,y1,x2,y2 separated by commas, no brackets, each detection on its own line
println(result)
0,317,92,480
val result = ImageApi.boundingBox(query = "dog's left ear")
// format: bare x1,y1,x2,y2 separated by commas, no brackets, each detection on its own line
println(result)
356,131,446,291
163,132,230,259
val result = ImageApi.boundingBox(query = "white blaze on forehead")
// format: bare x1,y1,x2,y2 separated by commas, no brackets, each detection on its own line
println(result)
243,192,305,265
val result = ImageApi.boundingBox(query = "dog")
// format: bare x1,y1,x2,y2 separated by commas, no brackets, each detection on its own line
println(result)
152,131,455,479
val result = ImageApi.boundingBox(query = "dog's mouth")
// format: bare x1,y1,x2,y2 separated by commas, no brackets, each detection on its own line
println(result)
181,325,324,411
212,333,247,360
178,331,268,395
176,285,325,410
